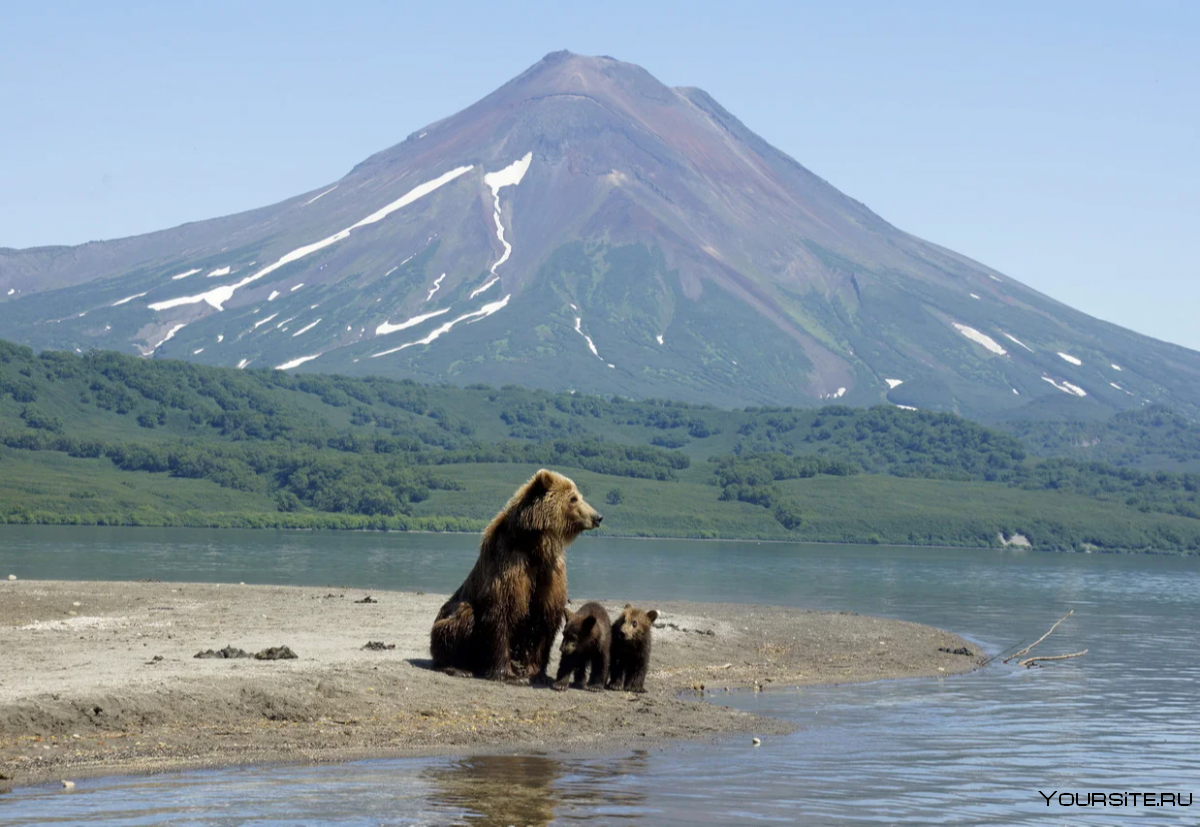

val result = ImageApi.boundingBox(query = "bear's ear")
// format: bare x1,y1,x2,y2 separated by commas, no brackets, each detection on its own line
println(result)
514,470,555,531
580,615,597,633
524,470,553,499
646,610,659,623
624,603,633,610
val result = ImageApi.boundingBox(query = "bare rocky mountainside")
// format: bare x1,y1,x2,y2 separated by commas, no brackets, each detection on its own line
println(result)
2,51,1197,418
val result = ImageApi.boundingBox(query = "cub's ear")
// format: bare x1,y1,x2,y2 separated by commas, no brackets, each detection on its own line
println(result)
624,603,633,610
646,610,659,623
580,615,597,633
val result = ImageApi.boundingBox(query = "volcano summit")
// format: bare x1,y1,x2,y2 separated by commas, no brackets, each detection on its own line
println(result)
2,51,1197,418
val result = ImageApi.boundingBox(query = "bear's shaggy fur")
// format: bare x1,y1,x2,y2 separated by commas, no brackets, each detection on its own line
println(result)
552,602,611,692
607,604,658,693
430,469,602,681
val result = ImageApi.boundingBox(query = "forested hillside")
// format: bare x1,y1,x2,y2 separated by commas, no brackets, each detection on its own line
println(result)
1,341,1198,553
1003,405,1200,473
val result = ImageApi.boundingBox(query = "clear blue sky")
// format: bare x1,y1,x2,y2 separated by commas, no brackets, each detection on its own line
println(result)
2,1,1197,350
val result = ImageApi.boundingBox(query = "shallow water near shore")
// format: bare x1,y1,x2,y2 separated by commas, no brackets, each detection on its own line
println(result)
2,526,1199,824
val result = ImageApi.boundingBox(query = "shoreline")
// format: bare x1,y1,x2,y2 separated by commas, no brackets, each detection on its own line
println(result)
2,522,1190,557
0,581,981,790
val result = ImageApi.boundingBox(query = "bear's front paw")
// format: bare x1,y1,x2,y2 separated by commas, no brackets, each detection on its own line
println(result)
584,683,605,693
486,667,525,684
551,680,569,692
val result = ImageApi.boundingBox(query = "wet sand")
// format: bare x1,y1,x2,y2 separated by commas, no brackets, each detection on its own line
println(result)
0,580,980,789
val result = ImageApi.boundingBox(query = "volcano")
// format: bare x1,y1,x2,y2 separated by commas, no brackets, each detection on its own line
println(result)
2,50,1197,418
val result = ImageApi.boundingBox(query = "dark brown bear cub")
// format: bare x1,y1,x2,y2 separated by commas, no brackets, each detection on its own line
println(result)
607,604,658,693
552,602,611,692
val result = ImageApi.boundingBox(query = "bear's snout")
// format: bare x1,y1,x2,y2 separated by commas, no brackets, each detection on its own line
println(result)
592,513,603,528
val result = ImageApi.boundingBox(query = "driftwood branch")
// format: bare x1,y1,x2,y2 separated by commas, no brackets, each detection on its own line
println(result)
1003,610,1073,664
1020,649,1088,668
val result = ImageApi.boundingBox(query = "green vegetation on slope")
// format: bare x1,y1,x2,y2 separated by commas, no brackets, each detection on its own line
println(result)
1003,404,1200,473
1,340,1199,553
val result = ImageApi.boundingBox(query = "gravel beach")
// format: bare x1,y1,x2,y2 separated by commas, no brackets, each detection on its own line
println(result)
0,580,980,789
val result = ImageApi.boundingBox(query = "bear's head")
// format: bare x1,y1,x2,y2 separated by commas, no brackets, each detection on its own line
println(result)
560,611,602,656
512,469,603,539
614,604,658,644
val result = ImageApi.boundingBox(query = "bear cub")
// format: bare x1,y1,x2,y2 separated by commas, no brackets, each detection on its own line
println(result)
607,604,658,693
552,602,611,691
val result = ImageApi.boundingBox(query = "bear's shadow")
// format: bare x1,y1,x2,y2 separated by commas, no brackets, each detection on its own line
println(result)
406,658,561,688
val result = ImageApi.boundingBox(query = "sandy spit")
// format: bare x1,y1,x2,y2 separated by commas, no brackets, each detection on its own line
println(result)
0,581,979,789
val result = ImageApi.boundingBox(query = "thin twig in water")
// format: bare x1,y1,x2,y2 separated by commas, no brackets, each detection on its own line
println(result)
981,639,1030,667
1020,650,1088,668
1004,610,1074,664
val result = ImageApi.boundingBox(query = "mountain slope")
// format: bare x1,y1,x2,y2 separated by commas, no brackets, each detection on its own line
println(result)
3,50,1198,418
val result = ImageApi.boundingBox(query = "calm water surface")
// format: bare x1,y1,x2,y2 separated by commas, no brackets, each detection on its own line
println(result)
1,526,1197,825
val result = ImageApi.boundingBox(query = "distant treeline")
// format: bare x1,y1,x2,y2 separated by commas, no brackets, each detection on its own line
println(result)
1,340,1199,549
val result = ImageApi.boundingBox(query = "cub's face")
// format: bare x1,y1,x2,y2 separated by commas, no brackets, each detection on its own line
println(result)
560,614,597,656
615,605,659,642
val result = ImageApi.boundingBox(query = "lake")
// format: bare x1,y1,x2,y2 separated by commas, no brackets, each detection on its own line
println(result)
1,526,1198,825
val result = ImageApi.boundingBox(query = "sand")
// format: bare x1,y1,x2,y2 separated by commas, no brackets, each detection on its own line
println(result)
0,581,980,789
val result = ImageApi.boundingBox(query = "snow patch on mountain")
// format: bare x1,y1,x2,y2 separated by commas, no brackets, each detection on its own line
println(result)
469,277,499,299
376,307,450,336
148,165,473,312
954,324,1006,355
426,273,446,302
302,185,338,206
371,294,511,358
292,319,322,337
573,317,602,359
1058,352,1082,366
112,292,148,306
471,152,532,298
152,323,188,352
277,353,323,370
207,267,232,278
171,269,202,280
1042,376,1087,397
1001,332,1034,353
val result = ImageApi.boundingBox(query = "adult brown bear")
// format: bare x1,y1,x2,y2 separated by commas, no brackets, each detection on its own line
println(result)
429,469,602,682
